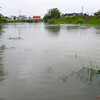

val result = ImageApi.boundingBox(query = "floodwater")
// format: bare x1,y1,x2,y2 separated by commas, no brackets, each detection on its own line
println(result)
0,23,100,100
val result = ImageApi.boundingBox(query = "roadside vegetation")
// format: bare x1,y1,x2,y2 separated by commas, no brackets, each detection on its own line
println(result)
43,8,100,25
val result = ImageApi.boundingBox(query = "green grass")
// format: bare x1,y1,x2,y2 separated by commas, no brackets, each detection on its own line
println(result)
0,14,6,23
45,15,100,25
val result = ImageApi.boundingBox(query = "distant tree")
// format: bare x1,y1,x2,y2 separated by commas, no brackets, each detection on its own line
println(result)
94,10,100,15
0,7,6,21
4,16,8,18
0,7,3,19
43,8,60,22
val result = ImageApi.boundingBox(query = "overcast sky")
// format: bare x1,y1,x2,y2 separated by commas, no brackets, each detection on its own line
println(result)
1,0,100,18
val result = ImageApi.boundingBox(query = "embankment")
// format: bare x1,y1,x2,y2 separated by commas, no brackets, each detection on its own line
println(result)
45,16,100,25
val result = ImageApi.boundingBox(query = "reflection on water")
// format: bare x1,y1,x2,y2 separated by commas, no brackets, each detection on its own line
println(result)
93,25,100,34
0,25,6,82
0,46,6,82
45,25,60,36
0,26,6,100
94,25,100,30
0,25,2,35
9,25,22,40
66,25,91,30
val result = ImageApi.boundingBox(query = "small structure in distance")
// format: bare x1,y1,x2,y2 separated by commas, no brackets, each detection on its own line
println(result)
63,13,87,17
33,16,41,22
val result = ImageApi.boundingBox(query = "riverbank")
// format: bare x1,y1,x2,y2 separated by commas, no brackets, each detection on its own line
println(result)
0,18,6,24
0,19,43,23
45,16,100,25
1,15,100,25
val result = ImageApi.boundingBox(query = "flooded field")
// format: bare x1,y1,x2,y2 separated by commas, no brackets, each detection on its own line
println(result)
0,23,100,100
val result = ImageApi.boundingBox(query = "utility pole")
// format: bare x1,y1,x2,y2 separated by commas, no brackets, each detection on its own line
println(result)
87,10,88,15
0,7,1,12
19,10,21,16
91,10,93,15
81,6,83,13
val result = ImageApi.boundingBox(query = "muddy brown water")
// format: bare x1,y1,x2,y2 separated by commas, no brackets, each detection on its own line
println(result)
0,23,100,100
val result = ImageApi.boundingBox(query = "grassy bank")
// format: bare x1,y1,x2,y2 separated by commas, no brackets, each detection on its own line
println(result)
45,15,100,25
0,14,6,24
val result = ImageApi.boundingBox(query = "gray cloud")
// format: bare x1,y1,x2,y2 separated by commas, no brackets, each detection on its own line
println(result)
1,0,100,18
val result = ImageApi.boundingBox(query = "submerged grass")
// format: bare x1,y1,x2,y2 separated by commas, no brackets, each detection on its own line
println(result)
59,65,100,86
59,54,100,86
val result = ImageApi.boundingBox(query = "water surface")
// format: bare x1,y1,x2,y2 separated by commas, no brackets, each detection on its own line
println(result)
0,23,100,100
